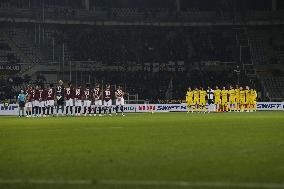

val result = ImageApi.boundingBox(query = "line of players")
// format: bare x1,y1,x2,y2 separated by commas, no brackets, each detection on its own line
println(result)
22,80,125,117
186,85,257,113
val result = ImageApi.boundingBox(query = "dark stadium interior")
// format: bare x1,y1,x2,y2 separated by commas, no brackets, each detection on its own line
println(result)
0,0,284,103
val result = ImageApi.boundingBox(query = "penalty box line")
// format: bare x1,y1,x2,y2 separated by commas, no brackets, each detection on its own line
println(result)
0,178,284,188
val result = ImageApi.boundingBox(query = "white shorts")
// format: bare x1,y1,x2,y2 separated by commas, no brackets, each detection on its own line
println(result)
46,100,55,107
33,100,40,107
39,101,45,108
104,100,112,107
66,99,74,106
25,102,33,108
75,99,82,107
83,100,91,107
94,99,102,106
116,97,125,106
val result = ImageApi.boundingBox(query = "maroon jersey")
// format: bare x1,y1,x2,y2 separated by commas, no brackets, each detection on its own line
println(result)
75,88,83,100
46,88,55,100
104,89,111,101
31,89,36,100
93,87,102,100
38,89,45,101
34,89,40,101
65,87,74,100
84,88,92,100
26,88,33,102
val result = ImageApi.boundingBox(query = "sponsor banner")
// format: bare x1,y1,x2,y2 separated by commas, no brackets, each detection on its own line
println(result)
0,102,283,115
0,64,21,73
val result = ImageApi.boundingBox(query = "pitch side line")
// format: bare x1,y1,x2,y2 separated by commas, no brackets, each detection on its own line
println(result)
0,179,284,188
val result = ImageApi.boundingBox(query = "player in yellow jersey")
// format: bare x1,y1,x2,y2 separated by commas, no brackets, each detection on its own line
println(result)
186,87,194,113
199,87,207,113
221,86,228,112
228,85,236,112
249,88,257,112
235,85,240,112
214,86,221,112
193,87,200,112
239,87,246,112
244,86,251,112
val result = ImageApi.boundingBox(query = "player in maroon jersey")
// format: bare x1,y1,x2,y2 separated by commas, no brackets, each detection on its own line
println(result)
103,84,112,115
25,85,33,117
46,84,55,116
38,85,46,116
32,85,40,117
115,85,125,116
65,82,74,116
74,84,83,116
93,83,103,116
83,83,92,116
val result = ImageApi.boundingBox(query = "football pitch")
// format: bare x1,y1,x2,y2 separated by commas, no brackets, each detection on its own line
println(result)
0,112,284,189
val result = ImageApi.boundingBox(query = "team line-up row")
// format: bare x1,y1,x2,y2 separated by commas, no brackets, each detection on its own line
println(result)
17,80,126,117
186,85,257,113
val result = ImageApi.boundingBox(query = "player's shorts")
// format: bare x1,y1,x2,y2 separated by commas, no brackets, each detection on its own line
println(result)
46,100,55,107
94,100,102,106
83,100,91,107
235,97,240,104
116,97,125,106
239,98,245,105
104,100,112,107
229,98,235,104
221,99,227,105
33,100,40,107
25,101,32,108
193,99,199,105
208,99,214,105
75,99,82,107
215,97,221,104
19,101,25,108
39,101,45,108
66,99,74,106
57,98,64,106
186,100,193,106
199,100,206,106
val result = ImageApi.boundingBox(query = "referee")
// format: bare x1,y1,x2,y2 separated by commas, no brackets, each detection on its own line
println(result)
207,86,214,113
18,90,26,117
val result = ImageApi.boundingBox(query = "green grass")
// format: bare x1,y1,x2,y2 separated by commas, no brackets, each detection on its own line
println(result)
0,112,284,189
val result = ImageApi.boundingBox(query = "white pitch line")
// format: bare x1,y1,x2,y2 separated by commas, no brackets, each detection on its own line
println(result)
0,178,284,188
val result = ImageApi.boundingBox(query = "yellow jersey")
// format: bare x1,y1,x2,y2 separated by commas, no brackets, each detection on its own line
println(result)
235,88,240,98
228,89,236,99
245,90,250,102
186,91,193,102
193,90,199,100
250,90,257,101
199,90,207,101
221,90,228,99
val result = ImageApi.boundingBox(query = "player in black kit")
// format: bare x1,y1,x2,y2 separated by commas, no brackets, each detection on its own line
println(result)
56,80,65,116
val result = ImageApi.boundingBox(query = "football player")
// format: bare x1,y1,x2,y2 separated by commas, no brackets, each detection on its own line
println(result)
221,86,228,112
38,85,46,117
25,85,33,117
74,84,83,116
228,85,236,112
33,85,40,117
83,84,92,116
65,82,74,116
103,84,112,116
115,85,125,116
214,86,221,112
93,83,103,116
186,87,194,113
56,80,65,116
199,87,207,113
239,87,246,112
46,84,55,116
193,87,199,112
